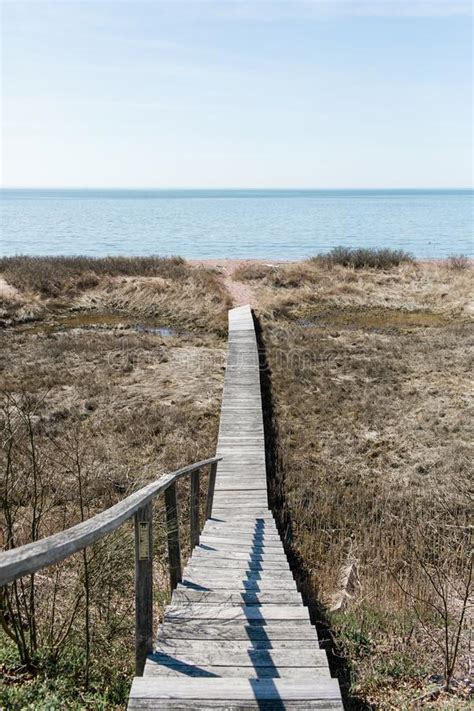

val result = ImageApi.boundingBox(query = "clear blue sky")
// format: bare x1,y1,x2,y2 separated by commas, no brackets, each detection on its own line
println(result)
1,0,472,188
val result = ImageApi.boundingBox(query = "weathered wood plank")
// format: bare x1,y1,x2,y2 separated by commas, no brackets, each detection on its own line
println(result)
190,469,200,549
128,677,343,703
205,461,218,519
148,648,325,668
179,577,299,591
193,548,287,561
0,456,221,587
199,536,283,549
185,560,290,573
165,605,310,622
134,503,153,675
164,483,182,591
153,639,321,653
157,622,318,641
182,569,296,583
144,664,330,678
172,589,302,605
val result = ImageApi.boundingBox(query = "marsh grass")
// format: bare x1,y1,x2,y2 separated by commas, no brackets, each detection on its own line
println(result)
0,256,231,332
0,260,227,708
0,256,188,296
257,262,473,708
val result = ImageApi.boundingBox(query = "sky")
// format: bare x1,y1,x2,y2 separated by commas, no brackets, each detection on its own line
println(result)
1,0,472,188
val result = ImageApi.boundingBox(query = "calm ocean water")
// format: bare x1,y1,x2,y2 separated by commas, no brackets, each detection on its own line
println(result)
0,189,472,259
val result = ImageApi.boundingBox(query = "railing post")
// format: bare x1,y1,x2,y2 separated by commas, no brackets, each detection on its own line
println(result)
190,468,200,549
134,502,153,676
205,460,218,520
164,482,182,591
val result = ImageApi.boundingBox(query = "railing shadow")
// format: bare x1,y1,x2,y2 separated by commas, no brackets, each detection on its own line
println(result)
244,518,286,709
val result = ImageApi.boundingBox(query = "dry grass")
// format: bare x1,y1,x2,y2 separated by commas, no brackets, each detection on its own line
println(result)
255,261,473,708
310,246,414,269
246,260,473,320
0,255,189,296
232,262,276,281
0,258,228,708
0,256,231,332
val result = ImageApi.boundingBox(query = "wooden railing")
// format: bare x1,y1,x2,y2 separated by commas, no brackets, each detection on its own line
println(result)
0,456,221,674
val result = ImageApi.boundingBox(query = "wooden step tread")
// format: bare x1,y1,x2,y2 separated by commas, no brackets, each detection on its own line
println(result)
164,604,311,622
128,677,343,709
173,590,301,605
157,622,319,641
147,648,327,668
143,664,331,679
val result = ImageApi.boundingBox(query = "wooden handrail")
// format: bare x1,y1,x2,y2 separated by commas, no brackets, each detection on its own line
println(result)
1,455,221,674
0,456,221,587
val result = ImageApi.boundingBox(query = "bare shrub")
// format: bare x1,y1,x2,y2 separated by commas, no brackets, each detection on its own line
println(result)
311,246,414,269
447,254,471,271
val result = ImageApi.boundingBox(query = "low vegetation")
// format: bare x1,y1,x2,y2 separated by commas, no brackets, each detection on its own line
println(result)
0,255,231,332
447,254,471,271
0,258,228,708
311,246,414,269
243,260,473,708
2,255,472,709
0,255,189,296
232,262,276,282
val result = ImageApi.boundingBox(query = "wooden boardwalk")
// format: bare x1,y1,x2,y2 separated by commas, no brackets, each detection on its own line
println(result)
128,305,343,709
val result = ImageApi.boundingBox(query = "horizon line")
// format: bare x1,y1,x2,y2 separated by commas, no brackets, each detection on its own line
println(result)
1,186,473,191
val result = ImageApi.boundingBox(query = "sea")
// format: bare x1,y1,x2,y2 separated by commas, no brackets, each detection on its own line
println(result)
0,189,472,260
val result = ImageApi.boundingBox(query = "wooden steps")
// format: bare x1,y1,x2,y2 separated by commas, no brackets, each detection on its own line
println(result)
127,305,343,710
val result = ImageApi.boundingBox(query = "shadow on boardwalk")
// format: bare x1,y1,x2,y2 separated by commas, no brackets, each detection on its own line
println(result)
253,313,372,711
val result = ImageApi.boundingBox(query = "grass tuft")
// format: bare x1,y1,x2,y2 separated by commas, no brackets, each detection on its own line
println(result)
232,263,275,281
0,255,188,296
447,254,471,270
310,246,414,269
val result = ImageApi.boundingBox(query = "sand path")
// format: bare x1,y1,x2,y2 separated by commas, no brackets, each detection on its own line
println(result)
191,259,288,307
0,277,21,299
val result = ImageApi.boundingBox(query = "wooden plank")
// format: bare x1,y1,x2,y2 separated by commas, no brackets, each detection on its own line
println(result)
172,590,302,605
190,469,201,549
200,530,280,541
179,578,299,592
128,676,343,704
144,664,330,679
134,503,153,676
193,548,287,561
165,605,310,622
199,536,283,549
147,648,325,668
181,569,295,583
0,456,221,587
153,639,320,652
184,559,290,572
205,461,217,520
157,622,318,641
164,483,181,591
201,525,280,537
